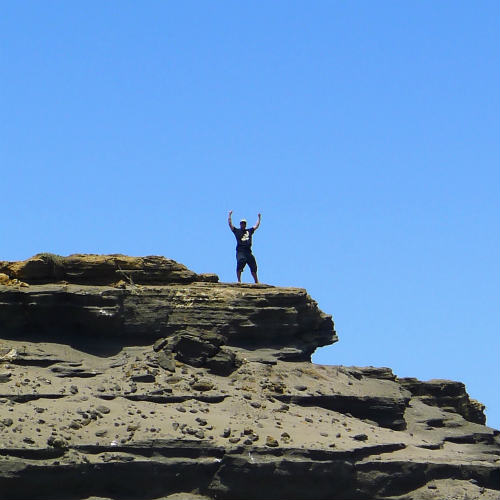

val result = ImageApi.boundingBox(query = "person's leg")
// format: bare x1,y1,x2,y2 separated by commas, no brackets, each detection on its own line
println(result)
236,252,246,283
248,254,258,283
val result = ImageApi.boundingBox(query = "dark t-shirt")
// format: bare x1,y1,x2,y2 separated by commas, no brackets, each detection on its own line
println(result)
232,227,255,251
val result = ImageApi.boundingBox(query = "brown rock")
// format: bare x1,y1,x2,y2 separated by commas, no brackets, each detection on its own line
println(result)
265,435,279,447
0,253,218,285
191,380,215,392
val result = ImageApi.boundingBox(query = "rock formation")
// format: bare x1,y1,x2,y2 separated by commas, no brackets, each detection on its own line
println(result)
0,254,498,500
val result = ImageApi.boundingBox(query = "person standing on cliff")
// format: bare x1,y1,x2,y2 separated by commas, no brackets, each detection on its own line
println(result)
228,210,261,284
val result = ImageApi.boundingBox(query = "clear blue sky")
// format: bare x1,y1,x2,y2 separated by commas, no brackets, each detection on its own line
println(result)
1,1,498,428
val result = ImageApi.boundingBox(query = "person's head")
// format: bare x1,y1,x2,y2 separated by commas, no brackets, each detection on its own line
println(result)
240,219,247,229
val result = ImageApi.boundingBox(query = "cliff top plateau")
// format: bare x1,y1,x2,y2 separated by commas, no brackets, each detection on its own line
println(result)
0,254,498,500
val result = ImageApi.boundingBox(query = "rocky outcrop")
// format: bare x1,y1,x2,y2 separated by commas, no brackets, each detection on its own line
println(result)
399,377,487,425
0,255,498,500
0,253,218,285
0,284,334,363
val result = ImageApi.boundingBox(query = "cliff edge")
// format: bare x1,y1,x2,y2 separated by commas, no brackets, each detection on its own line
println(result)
0,254,498,500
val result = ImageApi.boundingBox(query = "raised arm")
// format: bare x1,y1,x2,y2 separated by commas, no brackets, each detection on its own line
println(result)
228,210,235,231
253,213,262,231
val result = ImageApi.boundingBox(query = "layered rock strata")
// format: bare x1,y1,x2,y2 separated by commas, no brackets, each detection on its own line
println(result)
0,254,498,500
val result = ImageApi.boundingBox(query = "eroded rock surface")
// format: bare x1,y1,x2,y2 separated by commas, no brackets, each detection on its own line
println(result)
0,255,498,500
0,253,218,286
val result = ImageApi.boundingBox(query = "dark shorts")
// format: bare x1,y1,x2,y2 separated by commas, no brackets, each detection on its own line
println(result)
236,250,257,273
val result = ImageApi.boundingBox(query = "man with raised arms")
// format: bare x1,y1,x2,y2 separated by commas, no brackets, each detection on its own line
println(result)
228,211,261,283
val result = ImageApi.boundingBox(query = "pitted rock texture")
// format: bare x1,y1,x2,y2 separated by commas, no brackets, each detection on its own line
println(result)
0,255,498,500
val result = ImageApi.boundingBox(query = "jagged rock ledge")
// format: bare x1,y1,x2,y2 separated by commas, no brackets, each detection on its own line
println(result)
0,253,219,285
0,254,498,500
0,254,336,365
